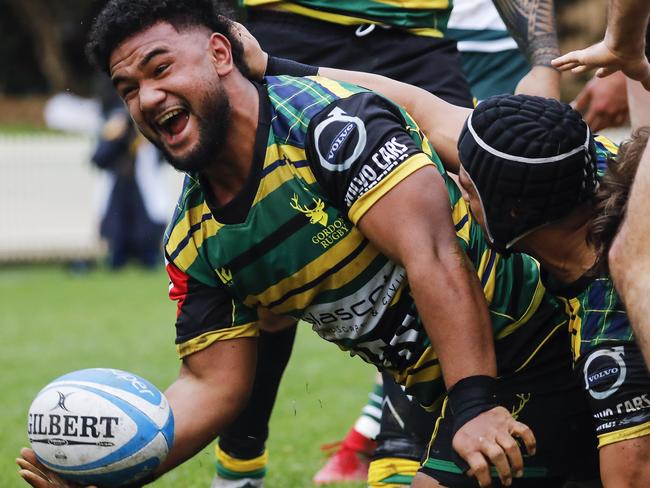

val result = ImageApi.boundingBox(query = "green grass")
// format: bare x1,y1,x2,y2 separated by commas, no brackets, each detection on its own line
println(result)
0,124,61,134
1,265,371,488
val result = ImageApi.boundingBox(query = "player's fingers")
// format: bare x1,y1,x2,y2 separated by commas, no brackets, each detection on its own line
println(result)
483,443,512,486
18,469,52,488
16,458,49,481
571,64,594,74
571,88,592,112
510,421,536,455
589,115,606,132
497,433,524,478
465,451,492,488
557,61,583,72
551,52,580,69
595,66,618,78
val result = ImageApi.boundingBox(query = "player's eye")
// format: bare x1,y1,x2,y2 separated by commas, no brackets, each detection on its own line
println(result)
120,86,137,100
154,64,169,76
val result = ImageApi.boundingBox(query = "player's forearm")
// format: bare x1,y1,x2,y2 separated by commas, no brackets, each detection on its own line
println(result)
406,247,497,388
605,0,650,56
146,339,257,483
492,0,560,67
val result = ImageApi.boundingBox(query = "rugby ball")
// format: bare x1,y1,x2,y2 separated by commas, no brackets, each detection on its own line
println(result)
27,368,174,487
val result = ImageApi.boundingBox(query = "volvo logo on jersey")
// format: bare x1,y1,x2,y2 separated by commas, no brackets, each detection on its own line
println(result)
314,107,367,171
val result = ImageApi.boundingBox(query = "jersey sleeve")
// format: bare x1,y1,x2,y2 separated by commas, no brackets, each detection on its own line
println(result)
304,92,435,224
166,260,259,358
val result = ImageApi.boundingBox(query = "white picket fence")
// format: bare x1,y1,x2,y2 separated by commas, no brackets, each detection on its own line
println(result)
0,135,182,262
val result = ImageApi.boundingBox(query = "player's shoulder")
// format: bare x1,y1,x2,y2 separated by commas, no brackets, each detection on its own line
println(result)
163,174,213,271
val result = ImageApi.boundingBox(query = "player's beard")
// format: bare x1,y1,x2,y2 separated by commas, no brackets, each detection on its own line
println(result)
159,82,231,173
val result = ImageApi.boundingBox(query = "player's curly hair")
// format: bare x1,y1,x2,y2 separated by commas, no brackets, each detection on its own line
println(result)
588,127,650,272
86,0,248,77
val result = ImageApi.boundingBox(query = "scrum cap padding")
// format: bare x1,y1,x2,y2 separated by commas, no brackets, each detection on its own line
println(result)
458,94,597,249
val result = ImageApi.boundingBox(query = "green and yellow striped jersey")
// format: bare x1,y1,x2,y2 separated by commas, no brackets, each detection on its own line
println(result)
547,137,634,362
239,0,452,37
165,75,562,408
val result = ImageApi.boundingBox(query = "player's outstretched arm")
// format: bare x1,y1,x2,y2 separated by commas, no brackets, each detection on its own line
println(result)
552,0,650,89
357,167,535,487
154,336,257,477
16,337,257,487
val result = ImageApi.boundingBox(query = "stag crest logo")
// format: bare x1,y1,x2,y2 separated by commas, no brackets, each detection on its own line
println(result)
290,194,329,226
216,267,233,286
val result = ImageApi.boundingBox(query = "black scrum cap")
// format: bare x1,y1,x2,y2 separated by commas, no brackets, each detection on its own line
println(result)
458,94,597,252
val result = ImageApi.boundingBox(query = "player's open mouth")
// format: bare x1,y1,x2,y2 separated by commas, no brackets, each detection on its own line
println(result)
155,108,190,146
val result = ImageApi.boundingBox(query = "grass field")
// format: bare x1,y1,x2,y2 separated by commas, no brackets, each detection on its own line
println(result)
1,265,371,488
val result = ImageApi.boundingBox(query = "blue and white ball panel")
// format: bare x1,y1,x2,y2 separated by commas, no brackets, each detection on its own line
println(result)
28,369,174,487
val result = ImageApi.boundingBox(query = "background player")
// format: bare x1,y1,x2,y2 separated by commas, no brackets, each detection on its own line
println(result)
456,94,650,488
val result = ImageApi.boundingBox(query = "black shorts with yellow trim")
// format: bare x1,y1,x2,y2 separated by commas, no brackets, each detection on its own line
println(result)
421,327,599,487
576,341,650,448
245,9,473,108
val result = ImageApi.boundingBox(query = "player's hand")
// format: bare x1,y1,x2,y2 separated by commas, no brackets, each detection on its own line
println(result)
514,65,560,100
452,406,535,488
229,21,268,80
552,39,650,91
572,72,629,131
16,448,95,488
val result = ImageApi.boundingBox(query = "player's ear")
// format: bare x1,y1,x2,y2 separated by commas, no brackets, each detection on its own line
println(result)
208,33,235,76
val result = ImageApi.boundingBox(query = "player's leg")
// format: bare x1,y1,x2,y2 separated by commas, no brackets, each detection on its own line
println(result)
367,373,434,488
576,342,650,488
211,326,297,488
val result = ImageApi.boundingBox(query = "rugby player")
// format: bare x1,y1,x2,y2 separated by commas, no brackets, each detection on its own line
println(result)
17,1,586,487
454,96,650,487
221,0,562,485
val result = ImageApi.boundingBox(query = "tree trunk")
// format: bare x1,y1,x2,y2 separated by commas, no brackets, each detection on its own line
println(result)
6,0,78,93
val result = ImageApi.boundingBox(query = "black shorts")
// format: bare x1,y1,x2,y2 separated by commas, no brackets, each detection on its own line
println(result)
245,9,474,107
421,329,600,487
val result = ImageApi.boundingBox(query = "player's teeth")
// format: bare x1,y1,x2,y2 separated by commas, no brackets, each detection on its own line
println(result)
157,110,182,125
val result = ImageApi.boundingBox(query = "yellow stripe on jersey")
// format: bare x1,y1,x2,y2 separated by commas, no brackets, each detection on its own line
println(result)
564,296,584,361
496,278,547,339
264,4,443,37
598,420,650,448
373,0,448,8
166,201,225,271
389,346,442,408
348,153,434,224
368,457,420,488
451,198,471,245
257,145,315,200
216,445,268,472
595,135,619,156
307,76,357,99
244,229,377,312
176,322,258,358
476,249,500,303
